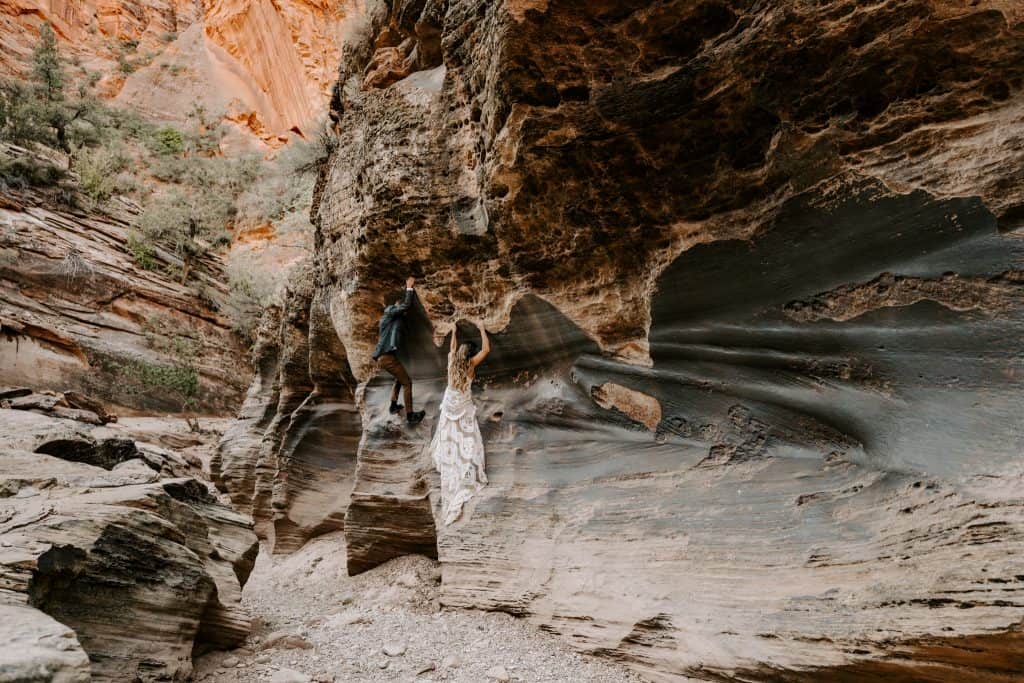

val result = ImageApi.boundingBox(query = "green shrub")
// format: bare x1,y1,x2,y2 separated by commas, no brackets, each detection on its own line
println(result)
117,54,136,75
0,80,48,146
185,102,224,154
0,153,67,190
160,32,178,43
151,126,184,155
73,145,128,202
126,230,158,269
113,171,143,197
136,184,234,283
107,107,153,140
110,357,199,400
223,263,278,343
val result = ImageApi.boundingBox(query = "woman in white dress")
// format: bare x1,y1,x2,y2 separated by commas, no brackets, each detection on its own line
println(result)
430,320,491,525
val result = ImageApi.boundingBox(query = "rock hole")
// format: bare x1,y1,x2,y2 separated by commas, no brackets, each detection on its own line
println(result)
35,437,142,471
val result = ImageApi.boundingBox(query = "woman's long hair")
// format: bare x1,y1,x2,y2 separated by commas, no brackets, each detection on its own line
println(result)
448,341,478,392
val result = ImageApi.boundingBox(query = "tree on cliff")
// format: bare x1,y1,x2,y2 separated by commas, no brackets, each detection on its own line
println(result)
32,24,102,158
32,23,63,103
137,189,233,284
0,23,101,159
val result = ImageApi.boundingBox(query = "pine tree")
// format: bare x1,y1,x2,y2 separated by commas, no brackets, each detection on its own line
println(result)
32,23,64,104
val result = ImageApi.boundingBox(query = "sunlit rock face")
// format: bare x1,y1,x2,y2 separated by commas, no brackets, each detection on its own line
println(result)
220,1,1024,679
0,0,374,146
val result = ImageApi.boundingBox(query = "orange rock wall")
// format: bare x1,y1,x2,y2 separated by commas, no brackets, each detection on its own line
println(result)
0,0,366,146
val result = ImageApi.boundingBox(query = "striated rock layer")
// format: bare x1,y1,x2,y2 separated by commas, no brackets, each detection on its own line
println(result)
0,409,258,681
219,1,1024,680
0,182,248,414
212,272,362,552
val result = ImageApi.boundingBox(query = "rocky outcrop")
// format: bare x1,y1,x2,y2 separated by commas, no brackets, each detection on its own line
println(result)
212,271,361,552
0,181,248,414
219,1,1024,680
0,603,91,683
0,409,258,681
0,0,375,147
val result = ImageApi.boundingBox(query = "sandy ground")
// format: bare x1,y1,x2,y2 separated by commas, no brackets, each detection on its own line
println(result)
193,532,643,683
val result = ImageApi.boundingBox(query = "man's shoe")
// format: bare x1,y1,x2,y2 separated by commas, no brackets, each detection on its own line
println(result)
406,410,425,425
389,401,403,415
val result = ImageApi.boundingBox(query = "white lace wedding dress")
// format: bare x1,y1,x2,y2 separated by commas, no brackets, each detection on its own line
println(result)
430,381,487,525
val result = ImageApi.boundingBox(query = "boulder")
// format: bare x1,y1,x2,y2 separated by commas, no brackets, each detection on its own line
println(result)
0,415,258,681
0,387,32,400
269,669,312,683
0,604,91,683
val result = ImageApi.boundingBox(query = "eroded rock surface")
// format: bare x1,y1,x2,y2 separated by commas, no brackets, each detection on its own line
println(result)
0,183,247,414
0,410,258,681
212,275,361,553
219,1,1024,680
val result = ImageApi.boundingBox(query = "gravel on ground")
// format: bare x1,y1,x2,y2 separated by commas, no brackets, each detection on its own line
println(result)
193,532,644,683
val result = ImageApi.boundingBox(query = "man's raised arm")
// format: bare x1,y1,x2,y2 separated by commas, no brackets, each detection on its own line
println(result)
394,276,416,313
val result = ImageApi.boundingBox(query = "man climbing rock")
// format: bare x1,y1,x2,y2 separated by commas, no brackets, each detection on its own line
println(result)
374,276,426,424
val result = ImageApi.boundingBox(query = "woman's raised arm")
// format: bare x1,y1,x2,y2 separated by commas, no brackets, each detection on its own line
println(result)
470,320,491,368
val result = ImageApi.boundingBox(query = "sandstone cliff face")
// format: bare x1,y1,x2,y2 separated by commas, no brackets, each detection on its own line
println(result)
0,410,258,681
218,1,1024,680
0,0,371,147
1,183,247,414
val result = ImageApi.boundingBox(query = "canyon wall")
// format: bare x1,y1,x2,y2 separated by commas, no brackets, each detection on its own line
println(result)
1,176,248,414
0,0,375,147
218,1,1024,680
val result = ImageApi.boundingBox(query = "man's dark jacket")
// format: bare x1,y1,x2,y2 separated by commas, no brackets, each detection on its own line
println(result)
373,288,414,360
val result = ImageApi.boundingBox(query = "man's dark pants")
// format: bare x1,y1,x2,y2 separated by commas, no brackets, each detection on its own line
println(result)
378,353,412,412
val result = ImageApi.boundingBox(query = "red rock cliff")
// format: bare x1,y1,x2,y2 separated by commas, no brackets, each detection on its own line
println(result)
0,0,369,147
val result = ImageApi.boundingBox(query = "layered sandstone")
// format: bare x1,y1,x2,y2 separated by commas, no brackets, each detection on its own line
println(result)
212,271,362,552
0,0,370,146
218,1,1024,680
0,173,247,414
0,409,258,681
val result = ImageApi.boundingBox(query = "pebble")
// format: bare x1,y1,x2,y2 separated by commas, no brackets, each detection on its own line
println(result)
221,656,239,667
260,632,313,651
485,665,511,682
331,609,368,626
269,668,311,683
227,537,642,683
